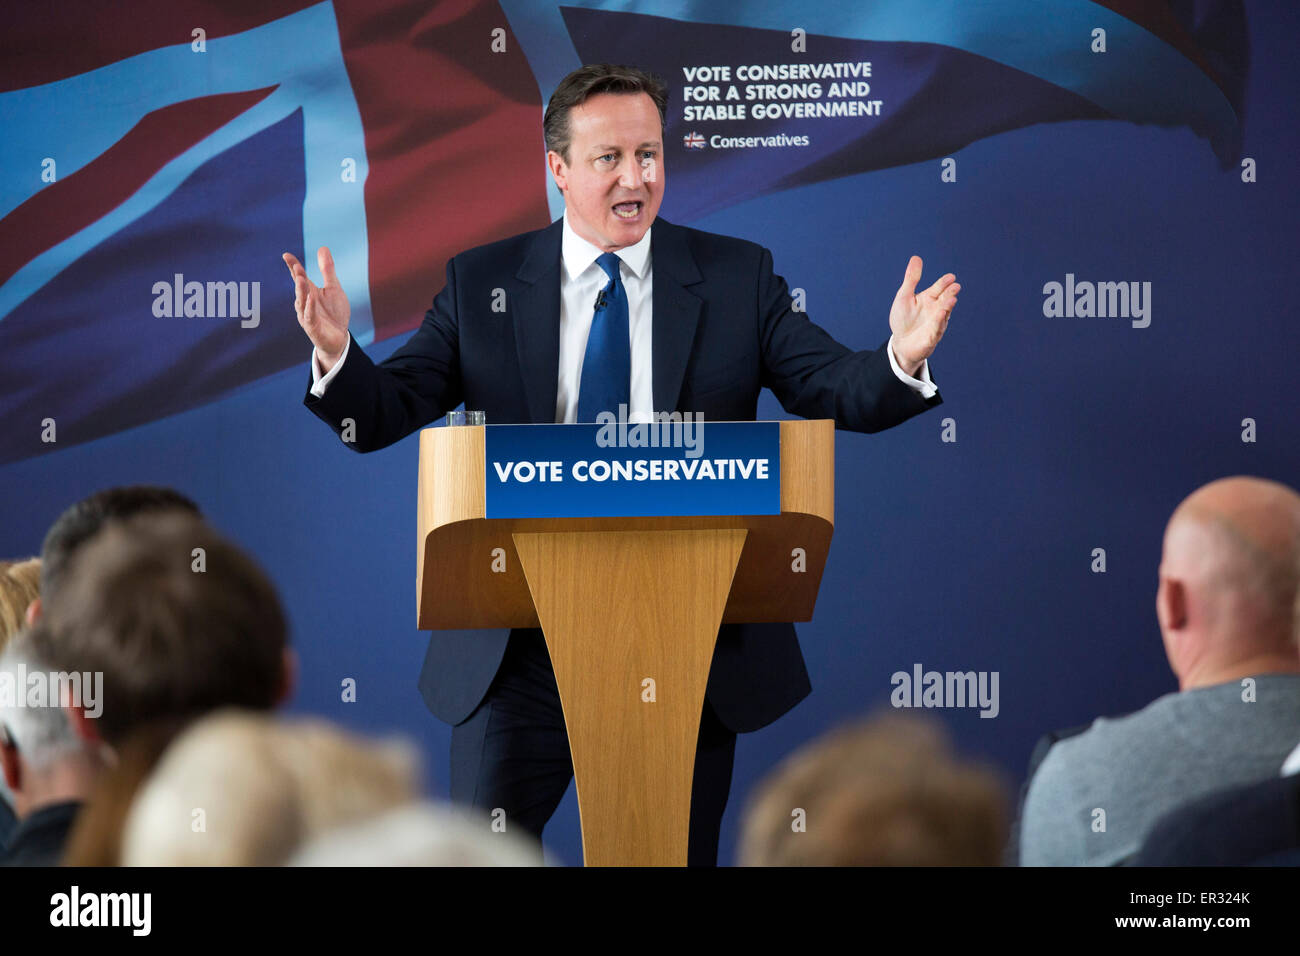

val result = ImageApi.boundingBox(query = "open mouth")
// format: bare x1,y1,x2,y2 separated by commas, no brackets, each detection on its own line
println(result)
612,201,642,220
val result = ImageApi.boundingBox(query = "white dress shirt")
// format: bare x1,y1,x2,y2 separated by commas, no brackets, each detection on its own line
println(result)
310,210,937,409
555,210,653,423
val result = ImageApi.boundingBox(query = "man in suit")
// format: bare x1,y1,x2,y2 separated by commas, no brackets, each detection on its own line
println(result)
284,64,959,865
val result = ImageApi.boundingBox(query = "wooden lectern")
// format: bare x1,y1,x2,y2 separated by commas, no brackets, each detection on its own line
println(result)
416,419,835,866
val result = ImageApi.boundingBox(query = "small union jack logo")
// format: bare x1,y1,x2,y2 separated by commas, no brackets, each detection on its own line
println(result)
682,131,706,149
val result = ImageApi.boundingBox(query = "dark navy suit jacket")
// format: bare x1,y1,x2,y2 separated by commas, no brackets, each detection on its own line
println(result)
305,216,941,733
1134,772,1300,866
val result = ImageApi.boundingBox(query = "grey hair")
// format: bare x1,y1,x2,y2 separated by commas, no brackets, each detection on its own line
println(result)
0,639,86,773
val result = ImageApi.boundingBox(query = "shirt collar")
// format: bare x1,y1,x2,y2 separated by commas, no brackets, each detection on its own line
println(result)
561,208,652,282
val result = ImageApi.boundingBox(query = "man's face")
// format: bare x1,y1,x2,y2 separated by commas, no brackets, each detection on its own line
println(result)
548,92,664,251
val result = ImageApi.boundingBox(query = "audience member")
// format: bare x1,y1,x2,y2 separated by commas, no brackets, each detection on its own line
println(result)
1017,476,1300,865
0,558,40,650
29,512,294,752
0,637,106,865
1135,555,1300,866
32,485,200,624
290,802,543,866
121,711,419,866
1,484,197,850
0,557,40,846
7,508,291,866
60,718,190,867
737,712,1008,866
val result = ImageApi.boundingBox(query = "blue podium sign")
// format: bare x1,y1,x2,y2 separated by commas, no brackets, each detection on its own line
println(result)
483,420,780,519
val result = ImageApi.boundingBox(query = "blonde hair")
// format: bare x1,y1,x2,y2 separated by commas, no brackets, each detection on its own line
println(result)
290,802,543,867
0,558,40,652
739,712,1009,866
121,711,419,866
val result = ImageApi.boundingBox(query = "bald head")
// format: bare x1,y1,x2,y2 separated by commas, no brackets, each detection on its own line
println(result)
1158,476,1300,687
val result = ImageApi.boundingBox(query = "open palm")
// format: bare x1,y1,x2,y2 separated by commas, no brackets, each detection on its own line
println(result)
283,246,350,368
889,255,959,376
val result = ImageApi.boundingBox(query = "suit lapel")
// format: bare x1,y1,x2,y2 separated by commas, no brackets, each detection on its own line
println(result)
512,216,704,422
513,219,564,424
649,218,704,412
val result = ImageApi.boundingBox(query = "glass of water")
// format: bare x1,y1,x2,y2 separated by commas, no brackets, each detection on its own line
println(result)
445,410,486,426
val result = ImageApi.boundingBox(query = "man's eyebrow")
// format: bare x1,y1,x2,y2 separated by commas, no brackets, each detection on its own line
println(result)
590,141,662,152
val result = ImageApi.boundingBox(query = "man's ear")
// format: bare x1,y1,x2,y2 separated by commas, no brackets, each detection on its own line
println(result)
1156,575,1188,633
0,738,21,793
546,150,568,192
24,596,40,627
64,704,104,747
276,647,298,707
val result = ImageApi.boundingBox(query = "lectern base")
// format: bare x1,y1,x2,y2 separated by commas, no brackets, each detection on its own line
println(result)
513,528,747,866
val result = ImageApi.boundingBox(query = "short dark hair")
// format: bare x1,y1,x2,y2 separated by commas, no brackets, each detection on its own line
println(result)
543,63,668,164
30,513,287,746
40,486,200,601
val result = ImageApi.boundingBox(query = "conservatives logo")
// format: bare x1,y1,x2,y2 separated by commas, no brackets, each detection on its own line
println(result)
682,131,706,149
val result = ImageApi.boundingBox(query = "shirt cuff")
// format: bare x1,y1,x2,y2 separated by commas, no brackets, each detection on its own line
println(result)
886,335,938,400
309,337,350,398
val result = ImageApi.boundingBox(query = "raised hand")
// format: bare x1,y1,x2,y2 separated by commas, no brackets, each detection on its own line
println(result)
283,246,350,372
889,255,959,377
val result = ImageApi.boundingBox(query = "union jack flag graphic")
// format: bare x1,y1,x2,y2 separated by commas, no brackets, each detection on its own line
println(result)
0,0,1247,465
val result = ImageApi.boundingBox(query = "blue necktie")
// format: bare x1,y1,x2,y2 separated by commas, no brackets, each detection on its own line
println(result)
576,252,631,423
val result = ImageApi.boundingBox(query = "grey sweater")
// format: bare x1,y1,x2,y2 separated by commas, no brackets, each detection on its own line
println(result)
1019,673,1300,866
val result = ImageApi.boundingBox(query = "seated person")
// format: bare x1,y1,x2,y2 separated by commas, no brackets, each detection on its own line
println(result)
1018,477,1300,865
